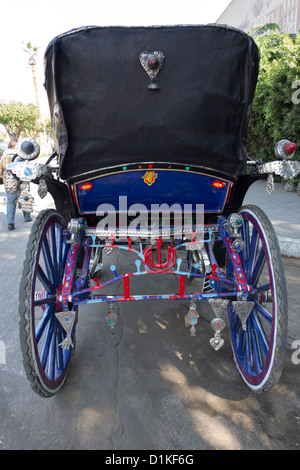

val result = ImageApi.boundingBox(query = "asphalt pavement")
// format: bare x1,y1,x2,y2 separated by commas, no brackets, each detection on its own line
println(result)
0,179,300,451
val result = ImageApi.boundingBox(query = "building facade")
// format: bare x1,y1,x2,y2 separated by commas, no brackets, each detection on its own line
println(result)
217,0,300,33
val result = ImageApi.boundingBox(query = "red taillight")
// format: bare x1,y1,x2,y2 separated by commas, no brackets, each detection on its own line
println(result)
284,142,297,155
79,182,93,190
275,139,297,159
213,180,226,189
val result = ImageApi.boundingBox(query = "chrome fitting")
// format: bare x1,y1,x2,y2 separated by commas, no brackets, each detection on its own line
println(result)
67,218,85,244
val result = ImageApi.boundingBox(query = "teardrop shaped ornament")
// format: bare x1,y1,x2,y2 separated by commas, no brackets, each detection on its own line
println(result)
139,51,165,89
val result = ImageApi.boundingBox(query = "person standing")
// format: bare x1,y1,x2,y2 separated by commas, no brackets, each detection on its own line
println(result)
0,139,32,230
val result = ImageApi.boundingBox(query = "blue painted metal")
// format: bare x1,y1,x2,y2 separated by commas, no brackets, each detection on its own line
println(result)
75,170,230,215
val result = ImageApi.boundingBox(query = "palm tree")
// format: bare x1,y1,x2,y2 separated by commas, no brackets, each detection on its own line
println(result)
23,41,40,110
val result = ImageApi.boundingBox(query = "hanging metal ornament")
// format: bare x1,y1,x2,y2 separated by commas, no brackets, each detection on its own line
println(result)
37,177,48,199
266,174,275,195
186,301,199,336
55,311,77,350
210,317,226,350
19,182,34,213
139,51,165,89
284,180,294,192
208,298,229,317
232,300,254,331
3,170,18,194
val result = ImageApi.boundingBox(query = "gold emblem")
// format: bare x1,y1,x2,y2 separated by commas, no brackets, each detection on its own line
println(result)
142,170,158,186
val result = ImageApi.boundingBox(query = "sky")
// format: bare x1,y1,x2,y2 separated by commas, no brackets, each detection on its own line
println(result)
0,0,232,118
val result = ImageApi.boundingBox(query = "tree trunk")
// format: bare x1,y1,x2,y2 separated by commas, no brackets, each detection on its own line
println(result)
29,57,40,110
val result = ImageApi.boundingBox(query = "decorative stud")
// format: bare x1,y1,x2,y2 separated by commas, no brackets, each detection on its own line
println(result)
139,51,165,89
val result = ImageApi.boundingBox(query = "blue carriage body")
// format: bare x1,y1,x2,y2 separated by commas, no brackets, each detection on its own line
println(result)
74,169,231,215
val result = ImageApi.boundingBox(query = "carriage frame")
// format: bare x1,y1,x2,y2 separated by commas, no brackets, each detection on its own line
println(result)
7,24,300,396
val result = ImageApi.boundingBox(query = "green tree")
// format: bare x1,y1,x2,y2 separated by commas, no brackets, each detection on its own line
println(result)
0,101,41,139
247,24,300,162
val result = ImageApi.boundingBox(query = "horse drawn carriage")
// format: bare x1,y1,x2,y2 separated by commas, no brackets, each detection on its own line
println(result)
8,24,300,396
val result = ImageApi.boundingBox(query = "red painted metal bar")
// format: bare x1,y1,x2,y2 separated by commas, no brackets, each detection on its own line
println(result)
123,275,131,300
179,275,185,297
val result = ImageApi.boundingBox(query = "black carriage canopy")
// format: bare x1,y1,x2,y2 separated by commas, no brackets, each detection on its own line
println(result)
44,24,259,180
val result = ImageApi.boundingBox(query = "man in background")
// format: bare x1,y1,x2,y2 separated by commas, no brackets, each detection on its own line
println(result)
0,139,32,230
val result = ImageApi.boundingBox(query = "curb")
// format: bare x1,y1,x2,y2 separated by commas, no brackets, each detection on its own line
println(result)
278,236,300,258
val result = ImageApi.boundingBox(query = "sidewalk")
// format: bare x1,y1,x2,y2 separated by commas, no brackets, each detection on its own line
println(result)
244,179,300,258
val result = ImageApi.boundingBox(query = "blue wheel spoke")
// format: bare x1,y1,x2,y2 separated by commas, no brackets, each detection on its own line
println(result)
240,221,250,272
249,321,264,374
251,309,270,355
245,328,253,375
235,314,265,376
250,247,266,286
36,308,72,380
49,224,59,284
252,283,271,294
34,296,56,307
35,304,55,343
42,237,58,287
56,227,68,282
39,314,56,370
56,328,66,371
249,311,269,366
37,264,55,294
254,301,273,323
246,226,259,282
48,328,57,381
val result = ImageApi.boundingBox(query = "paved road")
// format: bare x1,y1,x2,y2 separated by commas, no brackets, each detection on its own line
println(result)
0,182,300,451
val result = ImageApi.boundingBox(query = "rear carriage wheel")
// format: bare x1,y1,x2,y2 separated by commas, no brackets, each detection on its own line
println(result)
226,205,288,393
19,209,77,397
